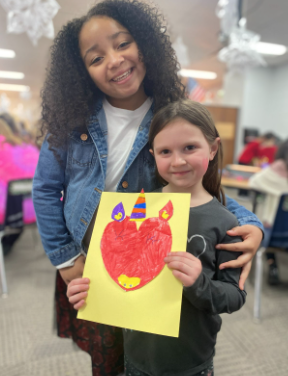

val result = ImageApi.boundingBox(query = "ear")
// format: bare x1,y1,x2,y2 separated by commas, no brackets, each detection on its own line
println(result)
149,148,154,156
209,137,220,161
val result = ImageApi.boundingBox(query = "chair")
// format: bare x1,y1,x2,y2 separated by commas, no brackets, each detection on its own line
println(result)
0,179,34,297
253,194,288,321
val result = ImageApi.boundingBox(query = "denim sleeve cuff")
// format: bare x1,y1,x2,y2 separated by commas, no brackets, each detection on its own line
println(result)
237,216,265,238
56,249,87,269
48,241,82,266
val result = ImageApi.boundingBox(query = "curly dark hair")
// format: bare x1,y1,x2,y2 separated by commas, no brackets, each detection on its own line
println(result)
40,0,185,150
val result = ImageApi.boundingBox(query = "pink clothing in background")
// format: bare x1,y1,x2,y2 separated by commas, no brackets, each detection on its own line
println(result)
0,135,39,225
270,159,288,178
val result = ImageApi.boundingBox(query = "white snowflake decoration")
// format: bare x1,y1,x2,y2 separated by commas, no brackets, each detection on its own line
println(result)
216,0,239,37
0,0,60,46
218,18,266,72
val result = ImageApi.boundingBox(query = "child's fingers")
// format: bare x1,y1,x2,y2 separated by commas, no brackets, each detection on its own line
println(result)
165,253,202,287
166,251,192,257
67,283,89,298
165,252,198,262
172,270,193,287
68,278,90,287
238,261,252,291
164,253,198,266
73,299,86,310
68,291,88,305
165,260,192,276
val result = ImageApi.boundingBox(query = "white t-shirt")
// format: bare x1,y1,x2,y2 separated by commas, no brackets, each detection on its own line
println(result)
56,96,152,269
103,97,152,192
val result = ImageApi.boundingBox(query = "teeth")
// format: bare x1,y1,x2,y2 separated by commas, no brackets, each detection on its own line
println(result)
112,69,132,82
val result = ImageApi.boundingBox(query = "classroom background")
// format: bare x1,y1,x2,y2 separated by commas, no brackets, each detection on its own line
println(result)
1,0,288,375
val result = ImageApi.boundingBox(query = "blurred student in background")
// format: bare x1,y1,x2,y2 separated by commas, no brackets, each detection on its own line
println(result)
238,132,278,167
0,115,39,255
249,139,288,285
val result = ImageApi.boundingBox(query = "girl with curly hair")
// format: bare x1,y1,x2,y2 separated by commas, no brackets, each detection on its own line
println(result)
33,1,263,375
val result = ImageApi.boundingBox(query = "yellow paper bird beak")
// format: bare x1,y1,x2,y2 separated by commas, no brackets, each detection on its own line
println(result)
114,213,122,220
161,210,169,219
118,275,141,289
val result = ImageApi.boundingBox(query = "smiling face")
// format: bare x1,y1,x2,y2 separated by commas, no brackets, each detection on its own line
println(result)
152,118,219,194
79,16,147,109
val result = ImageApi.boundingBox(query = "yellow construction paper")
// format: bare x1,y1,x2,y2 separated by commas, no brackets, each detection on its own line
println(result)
78,192,190,337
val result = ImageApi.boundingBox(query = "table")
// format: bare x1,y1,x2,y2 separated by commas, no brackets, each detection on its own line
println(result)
225,164,262,174
221,164,262,213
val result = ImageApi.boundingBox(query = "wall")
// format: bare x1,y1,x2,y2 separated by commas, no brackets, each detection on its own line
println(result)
235,64,288,159
271,64,288,139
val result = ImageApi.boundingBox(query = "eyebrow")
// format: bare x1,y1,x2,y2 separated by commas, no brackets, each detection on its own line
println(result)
83,31,131,61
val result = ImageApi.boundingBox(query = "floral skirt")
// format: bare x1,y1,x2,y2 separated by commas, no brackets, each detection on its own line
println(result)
55,271,124,376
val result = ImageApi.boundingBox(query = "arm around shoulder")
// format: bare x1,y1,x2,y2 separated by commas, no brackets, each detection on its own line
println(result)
183,270,246,315
225,195,264,232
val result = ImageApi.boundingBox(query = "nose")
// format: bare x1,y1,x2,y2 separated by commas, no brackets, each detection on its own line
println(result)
171,152,186,167
107,51,124,70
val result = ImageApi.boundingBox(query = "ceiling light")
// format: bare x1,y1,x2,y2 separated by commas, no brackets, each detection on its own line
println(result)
0,84,30,92
0,48,16,58
254,42,287,56
0,71,25,79
179,69,217,80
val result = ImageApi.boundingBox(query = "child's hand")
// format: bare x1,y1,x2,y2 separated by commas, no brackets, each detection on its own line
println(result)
164,252,202,287
59,255,86,285
216,224,263,290
67,278,90,310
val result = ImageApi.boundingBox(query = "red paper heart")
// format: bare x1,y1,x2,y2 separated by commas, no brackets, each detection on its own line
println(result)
101,214,172,291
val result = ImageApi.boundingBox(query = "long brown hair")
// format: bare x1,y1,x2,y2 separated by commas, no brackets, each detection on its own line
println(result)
149,99,226,205
0,119,22,146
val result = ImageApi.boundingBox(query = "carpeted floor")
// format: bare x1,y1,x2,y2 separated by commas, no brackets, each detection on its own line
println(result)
1,193,288,375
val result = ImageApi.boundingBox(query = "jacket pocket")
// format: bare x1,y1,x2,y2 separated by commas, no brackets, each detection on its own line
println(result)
68,131,96,166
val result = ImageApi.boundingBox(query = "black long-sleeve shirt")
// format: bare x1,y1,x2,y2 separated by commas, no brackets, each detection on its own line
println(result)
124,197,247,376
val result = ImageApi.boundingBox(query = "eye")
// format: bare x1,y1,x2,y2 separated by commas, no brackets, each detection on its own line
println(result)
91,56,102,65
129,284,133,288
118,41,130,49
160,149,170,155
185,145,196,151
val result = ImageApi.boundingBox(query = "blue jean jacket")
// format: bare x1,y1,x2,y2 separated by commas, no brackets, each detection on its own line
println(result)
33,99,264,266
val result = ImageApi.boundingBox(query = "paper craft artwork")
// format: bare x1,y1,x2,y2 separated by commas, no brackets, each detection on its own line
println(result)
101,190,174,291
130,188,146,221
78,190,190,337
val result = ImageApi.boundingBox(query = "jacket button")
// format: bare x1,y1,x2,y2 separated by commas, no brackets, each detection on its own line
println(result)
122,181,129,189
80,133,88,141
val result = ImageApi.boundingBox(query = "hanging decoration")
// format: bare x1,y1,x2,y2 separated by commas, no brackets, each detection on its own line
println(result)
216,0,239,40
0,0,60,46
216,0,266,72
218,18,266,72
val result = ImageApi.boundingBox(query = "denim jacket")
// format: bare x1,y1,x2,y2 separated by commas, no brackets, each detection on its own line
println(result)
33,99,264,266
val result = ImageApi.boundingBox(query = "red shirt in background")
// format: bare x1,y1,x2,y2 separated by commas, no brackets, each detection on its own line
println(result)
258,145,277,164
238,141,260,164
239,140,277,165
